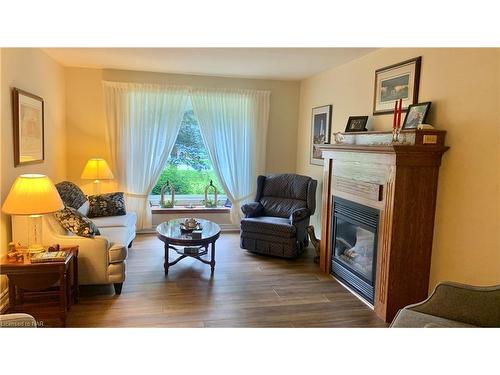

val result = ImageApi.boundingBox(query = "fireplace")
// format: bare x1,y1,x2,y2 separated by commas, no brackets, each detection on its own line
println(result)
331,197,379,304
318,130,448,321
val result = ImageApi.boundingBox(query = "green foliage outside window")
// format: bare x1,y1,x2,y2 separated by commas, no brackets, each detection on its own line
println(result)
152,165,224,195
151,110,224,196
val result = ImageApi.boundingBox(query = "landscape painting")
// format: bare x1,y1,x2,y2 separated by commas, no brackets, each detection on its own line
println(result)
380,74,409,102
13,88,44,166
373,57,421,115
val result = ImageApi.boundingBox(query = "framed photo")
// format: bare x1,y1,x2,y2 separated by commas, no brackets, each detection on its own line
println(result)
402,102,431,129
345,116,368,132
373,57,421,115
12,88,44,166
310,105,332,166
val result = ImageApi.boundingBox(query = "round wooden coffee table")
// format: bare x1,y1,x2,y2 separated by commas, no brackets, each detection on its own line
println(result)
156,218,221,276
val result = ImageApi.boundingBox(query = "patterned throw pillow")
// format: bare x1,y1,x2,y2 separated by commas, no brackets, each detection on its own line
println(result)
88,192,126,218
55,181,87,210
55,207,100,238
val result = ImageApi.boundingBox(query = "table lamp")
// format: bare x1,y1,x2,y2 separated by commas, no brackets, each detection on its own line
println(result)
2,174,64,253
81,158,114,194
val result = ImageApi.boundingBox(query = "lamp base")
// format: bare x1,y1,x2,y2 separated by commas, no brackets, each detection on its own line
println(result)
93,180,101,195
27,214,44,253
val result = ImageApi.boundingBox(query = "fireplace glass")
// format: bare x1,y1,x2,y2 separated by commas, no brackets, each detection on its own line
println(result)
333,219,375,282
331,197,379,303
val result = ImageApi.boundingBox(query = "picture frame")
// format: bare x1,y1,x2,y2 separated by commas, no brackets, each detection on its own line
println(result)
310,105,332,166
373,56,421,115
12,88,45,166
402,102,432,129
345,116,368,132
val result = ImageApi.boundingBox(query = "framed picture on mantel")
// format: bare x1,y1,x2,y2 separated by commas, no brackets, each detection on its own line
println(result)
310,105,332,166
373,56,421,115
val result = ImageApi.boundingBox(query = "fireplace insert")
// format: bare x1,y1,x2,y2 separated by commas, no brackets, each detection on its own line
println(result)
331,197,379,303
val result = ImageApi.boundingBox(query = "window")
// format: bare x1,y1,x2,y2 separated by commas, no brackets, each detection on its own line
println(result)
150,109,227,206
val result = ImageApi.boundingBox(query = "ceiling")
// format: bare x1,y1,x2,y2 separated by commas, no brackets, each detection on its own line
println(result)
43,48,376,81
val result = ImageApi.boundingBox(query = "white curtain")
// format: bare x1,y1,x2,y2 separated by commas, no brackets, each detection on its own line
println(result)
103,81,189,230
191,88,270,224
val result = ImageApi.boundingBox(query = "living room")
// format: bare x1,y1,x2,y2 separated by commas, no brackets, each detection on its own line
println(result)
1,2,499,374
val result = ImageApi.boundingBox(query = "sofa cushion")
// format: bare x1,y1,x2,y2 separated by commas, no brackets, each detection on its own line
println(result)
241,216,296,238
55,181,87,210
88,192,126,218
54,207,100,238
391,309,477,328
91,212,137,228
99,225,135,248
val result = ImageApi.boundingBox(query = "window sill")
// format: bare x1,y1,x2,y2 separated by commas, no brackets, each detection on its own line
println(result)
152,206,230,214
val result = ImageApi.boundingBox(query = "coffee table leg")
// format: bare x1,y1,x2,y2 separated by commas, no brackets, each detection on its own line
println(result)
210,241,216,274
164,242,169,275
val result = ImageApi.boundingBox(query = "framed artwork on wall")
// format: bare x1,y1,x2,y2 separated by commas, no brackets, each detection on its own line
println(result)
12,88,45,166
402,102,431,129
345,116,368,132
373,56,421,115
310,105,332,166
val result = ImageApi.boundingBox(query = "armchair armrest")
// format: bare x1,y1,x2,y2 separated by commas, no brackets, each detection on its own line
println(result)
290,208,310,224
405,281,500,327
241,202,264,218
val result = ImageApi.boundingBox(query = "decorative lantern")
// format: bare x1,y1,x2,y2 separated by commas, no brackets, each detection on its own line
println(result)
204,180,218,208
160,180,175,208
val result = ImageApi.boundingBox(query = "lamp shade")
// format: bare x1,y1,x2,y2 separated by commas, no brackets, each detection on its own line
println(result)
81,158,114,180
1,174,64,215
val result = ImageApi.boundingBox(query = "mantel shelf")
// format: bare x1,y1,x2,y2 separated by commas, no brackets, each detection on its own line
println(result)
318,143,449,154
319,129,448,154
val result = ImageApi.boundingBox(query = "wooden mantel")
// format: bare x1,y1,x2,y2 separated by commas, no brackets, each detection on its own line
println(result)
318,129,449,322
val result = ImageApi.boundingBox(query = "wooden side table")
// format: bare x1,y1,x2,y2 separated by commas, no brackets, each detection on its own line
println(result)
0,246,79,327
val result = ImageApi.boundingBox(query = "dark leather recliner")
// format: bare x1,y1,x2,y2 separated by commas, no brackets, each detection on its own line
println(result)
240,173,317,258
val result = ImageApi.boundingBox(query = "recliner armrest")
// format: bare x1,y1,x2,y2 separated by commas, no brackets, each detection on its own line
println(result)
290,208,310,224
241,202,264,218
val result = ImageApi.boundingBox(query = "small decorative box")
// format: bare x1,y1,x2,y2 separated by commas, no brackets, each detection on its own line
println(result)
191,230,203,239
184,247,200,255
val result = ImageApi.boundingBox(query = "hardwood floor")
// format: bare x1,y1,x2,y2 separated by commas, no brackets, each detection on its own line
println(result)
67,233,387,327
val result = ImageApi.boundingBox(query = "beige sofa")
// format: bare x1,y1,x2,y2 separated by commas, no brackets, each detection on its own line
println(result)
12,200,136,295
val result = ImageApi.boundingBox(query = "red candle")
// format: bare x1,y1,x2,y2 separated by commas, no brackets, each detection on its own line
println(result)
397,99,402,128
393,101,398,129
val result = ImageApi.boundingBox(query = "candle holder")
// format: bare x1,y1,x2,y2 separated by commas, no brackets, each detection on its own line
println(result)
160,180,175,208
204,180,218,208
392,127,401,143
